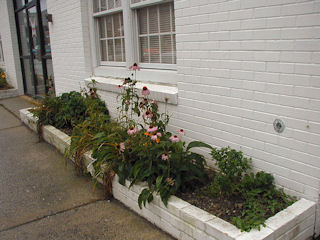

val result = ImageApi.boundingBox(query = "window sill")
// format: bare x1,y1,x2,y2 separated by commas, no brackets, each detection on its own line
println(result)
85,76,178,105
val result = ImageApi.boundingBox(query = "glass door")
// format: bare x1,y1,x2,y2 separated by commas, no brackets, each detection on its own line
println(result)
14,0,53,97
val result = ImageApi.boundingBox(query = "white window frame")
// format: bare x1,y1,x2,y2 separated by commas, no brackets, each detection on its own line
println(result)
91,0,176,71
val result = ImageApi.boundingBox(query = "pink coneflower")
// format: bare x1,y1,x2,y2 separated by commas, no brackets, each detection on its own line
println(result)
127,126,138,135
125,100,130,105
170,135,180,143
147,125,158,133
150,135,158,141
143,110,153,119
156,132,162,137
129,63,140,71
142,86,150,96
161,154,169,161
151,99,157,105
178,129,185,136
117,85,122,89
119,142,125,152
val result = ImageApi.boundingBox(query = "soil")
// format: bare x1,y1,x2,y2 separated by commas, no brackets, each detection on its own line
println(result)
60,127,73,136
176,188,244,224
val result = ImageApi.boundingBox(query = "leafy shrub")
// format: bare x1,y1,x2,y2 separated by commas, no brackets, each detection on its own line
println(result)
206,147,251,196
31,82,109,130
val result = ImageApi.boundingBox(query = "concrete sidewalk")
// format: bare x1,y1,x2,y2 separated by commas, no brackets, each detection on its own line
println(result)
0,96,173,240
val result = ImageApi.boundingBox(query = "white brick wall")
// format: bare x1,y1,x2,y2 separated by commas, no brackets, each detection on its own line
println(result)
173,0,320,236
47,0,92,95
0,0,24,94
48,0,320,237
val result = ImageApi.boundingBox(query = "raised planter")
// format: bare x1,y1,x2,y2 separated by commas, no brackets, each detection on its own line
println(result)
0,88,19,99
19,108,316,240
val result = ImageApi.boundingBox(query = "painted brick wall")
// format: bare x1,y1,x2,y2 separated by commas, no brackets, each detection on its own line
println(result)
173,0,320,236
0,0,24,93
47,0,92,95
48,0,320,236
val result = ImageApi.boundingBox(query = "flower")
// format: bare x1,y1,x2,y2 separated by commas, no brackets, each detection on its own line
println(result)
178,129,185,136
119,142,125,152
151,99,157,105
156,132,162,137
156,138,160,143
142,86,150,96
143,110,153,119
150,135,158,141
144,132,151,137
127,126,138,135
170,135,180,143
147,125,158,133
161,154,169,161
117,85,122,89
166,178,175,186
129,63,140,71
125,100,130,105
139,98,148,108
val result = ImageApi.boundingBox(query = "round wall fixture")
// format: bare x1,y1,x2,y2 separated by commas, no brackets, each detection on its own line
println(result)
273,119,285,133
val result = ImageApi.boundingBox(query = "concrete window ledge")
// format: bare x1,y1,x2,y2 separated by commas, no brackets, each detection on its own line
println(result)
85,77,178,105
0,88,19,99
20,108,316,240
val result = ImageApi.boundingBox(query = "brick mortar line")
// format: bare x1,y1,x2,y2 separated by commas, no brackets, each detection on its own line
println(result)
0,199,105,234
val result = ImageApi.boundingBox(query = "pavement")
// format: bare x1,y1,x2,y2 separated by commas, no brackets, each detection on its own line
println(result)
0,96,174,240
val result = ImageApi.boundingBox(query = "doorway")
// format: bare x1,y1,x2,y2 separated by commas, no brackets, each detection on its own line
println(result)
14,0,53,97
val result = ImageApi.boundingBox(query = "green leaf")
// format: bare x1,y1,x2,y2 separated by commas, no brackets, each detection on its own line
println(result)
155,176,163,190
186,141,213,151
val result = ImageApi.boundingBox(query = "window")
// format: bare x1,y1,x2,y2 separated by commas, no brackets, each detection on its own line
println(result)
92,0,176,68
137,3,176,64
0,34,4,63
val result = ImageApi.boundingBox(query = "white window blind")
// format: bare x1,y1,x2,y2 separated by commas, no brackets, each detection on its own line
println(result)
98,12,125,62
137,2,176,64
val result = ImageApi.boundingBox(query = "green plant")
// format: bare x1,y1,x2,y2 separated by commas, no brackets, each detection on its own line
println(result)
208,147,251,196
31,81,109,131
90,63,212,207
0,68,12,90
232,171,296,232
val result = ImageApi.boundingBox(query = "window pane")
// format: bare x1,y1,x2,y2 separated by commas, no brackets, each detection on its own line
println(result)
93,0,99,12
99,17,106,38
97,12,125,63
149,6,158,34
100,40,107,61
149,36,160,63
171,4,175,32
106,16,113,38
172,34,176,64
159,3,171,33
115,39,122,61
113,14,121,37
101,0,107,11
107,0,114,9
138,8,147,35
107,40,114,61
160,35,173,64
115,0,121,7
139,37,148,63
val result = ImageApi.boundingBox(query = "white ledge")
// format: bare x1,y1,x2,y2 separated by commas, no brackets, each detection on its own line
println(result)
85,77,178,105
19,108,317,240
